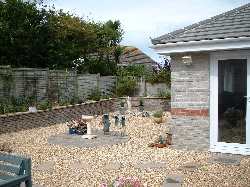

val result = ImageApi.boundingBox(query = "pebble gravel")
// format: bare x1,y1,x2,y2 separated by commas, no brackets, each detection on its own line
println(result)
1,110,250,187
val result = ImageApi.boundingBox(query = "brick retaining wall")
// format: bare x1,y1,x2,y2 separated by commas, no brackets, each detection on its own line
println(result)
0,97,169,133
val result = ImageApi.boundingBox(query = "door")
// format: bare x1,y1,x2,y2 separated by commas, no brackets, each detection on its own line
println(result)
210,50,250,155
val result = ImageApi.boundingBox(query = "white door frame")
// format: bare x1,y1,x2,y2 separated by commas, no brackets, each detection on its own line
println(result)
210,50,250,155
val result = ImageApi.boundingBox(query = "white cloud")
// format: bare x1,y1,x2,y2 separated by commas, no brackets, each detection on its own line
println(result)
42,0,250,62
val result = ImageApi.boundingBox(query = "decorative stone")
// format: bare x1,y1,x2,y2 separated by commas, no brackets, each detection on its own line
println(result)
134,162,166,169
161,174,184,187
207,154,242,165
104,162,121,170
178,162,201,171
68,163,92,169
35,162,56,171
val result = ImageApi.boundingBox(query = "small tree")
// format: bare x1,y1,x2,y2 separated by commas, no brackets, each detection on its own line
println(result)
146,56,171,86
116,76,137,97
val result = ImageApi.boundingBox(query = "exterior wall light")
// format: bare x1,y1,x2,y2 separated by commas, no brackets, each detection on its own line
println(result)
182,55,193,65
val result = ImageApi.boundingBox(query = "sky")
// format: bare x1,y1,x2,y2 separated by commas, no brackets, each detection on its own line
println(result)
43,0,250,63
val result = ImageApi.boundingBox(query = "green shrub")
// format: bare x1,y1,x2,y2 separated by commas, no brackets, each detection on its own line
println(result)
90,88,101,101
146,70,171,86
153,111,164,118
0,96,34,114
157,88,171,99
120,101,125,107
69,95,84,104
59,100,70,106
165,92,171,99
37,101,52,110
116,76,137,97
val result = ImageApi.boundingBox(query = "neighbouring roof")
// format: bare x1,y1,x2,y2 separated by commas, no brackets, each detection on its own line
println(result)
119,46,156,66
151,3,250,45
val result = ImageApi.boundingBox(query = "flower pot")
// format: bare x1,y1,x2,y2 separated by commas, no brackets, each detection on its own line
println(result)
153,117,163,124
77,131,84,135
119,107,125,115
69,129,75,134
154,143,166,148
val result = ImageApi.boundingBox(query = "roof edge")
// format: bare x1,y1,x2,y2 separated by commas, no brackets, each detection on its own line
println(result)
149,37,250,55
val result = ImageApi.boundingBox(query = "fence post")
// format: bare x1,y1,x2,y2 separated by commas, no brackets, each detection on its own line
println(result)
97,73,100,90
46,68,50,102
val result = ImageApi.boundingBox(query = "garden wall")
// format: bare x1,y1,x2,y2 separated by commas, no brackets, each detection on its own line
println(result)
170,52,210,151
0,97,170,133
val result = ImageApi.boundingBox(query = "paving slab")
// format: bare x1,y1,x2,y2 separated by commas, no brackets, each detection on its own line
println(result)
68,163,92,169
134,162,166,169
104,162,121,170
178,162,201,171
21,183,45,187
48,130,130,148
161,174,184,187
207,154,242,165
34,161,56,171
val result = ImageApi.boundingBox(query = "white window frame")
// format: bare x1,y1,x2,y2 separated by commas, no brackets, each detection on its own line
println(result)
210,50,250,155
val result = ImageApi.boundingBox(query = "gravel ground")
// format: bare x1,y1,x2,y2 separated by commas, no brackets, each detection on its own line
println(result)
1,110,250,187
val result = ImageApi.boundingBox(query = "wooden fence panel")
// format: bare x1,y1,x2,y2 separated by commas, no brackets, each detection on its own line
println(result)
100,76,116,96
0,67,170,107
48,70,77,104
11,69,48,104
77,74,100,100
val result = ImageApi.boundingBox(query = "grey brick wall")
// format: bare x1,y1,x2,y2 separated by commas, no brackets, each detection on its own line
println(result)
171,116,210,151
170,52,210,151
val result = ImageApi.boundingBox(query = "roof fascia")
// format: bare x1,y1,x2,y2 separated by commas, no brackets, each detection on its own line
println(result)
149,37,250,55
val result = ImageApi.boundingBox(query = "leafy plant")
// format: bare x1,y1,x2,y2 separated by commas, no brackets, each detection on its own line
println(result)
139,97,143,106
70,95,84,104
157,88,171,99
120,101,125,107
36,101,52,110
153,111,163,118
59,100,70,106
223,107,243,119
155,135,166,144
116,76,137,97
146,70,171,86
90,88,101,101
0,96,34,114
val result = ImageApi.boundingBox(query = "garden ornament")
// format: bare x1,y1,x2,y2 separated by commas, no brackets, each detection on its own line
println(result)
114,114,119,126
102,114,110,135
121,116,126,137
127,96,131,111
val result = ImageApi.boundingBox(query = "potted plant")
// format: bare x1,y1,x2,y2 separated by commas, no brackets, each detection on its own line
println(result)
223,107,244,126
139,97,144,112
119,101,125,115
153,110,164,123
154,135,167,148
67,121,77,134
77,127,85,135
76,118,87,134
